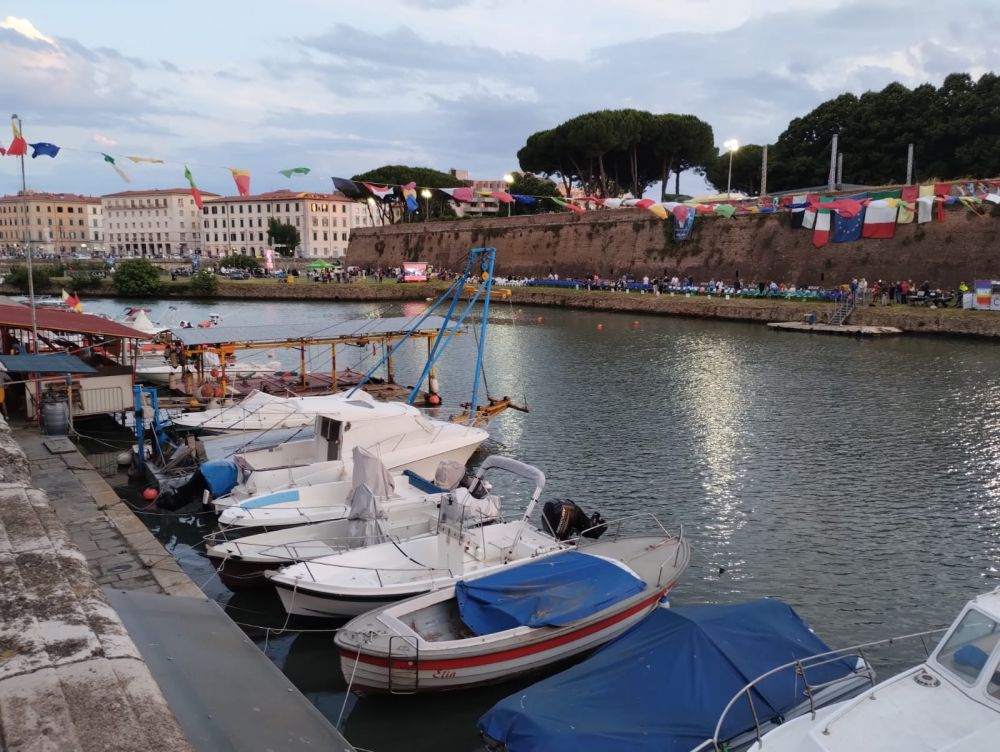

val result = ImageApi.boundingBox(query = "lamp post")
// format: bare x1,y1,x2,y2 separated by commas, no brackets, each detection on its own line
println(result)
723,139,739,197
503,173,515,216
420,189,432,222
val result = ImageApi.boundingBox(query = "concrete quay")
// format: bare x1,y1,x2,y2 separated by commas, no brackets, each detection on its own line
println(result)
0,420,193,752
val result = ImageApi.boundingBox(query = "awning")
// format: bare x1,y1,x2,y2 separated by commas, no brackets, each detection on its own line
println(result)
456,551,645,634
0,303,149,339
0,353,97,374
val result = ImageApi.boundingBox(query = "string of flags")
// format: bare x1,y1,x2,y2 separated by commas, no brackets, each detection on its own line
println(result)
6,116,1000,244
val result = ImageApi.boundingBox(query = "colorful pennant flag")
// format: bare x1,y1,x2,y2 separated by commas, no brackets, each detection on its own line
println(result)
29,142,60,159
714,204,736,219
280,167,311,178
512,194,537,205
229,168,251,197
102,154,131,183
7,118,27,157
401,182,419,213
363,183,394,200
440,187,474,202
61,289,82,312
184,165,204,210
895,199,916,224
489,191,515,204
126,156,164,164
332,177,363,196
634,198,656,210
861,199,898,238
646,204,668,220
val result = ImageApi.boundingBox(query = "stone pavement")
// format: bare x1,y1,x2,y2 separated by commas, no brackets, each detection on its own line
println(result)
14,428,204,599
0,420,194,752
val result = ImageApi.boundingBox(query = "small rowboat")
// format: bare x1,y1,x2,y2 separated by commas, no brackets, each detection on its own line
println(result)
334,528,690,693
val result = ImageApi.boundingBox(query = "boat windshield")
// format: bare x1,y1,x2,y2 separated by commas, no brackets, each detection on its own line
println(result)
935,608,1000,686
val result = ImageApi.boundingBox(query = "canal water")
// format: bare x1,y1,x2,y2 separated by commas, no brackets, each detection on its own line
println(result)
82,296,1000,751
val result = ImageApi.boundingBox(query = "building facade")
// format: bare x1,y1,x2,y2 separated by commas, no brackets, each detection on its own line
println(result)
448,169,509,217
0,191,103,257
101,188,216,258
200,190,382,259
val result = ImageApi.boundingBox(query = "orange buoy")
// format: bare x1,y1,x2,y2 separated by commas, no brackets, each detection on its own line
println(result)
198,320,211,328
427,393,442,406
536,316,544,323
596,323,604,330
632,320,640,328
142,488,158,501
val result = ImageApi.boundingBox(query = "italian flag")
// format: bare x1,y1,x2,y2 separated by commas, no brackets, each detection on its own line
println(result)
812,197,834,248
184,166,204,210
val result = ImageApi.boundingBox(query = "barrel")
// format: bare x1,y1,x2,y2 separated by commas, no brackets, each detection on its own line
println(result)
41,398,70,436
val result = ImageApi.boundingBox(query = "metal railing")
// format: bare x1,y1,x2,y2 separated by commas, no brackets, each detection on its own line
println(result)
689,627,946,752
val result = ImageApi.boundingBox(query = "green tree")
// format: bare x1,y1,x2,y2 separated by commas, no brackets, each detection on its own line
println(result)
352,165,464,223
705,144,766,195
111,259,162,296
218,254,261,271
5,265,53,294
189,269,218,296
267,218,301,258
507,172,560,215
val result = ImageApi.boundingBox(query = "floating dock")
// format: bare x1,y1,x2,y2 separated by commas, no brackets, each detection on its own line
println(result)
767,321,903,336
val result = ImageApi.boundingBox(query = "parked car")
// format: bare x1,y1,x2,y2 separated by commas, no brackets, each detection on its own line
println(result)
227,270,251,280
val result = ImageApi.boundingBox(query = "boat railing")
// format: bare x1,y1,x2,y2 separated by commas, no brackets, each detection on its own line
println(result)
575,511,680,544
297,554,457,588
689,627,947,752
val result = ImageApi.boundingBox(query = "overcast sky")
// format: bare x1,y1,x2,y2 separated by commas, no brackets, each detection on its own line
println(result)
2,0,998,198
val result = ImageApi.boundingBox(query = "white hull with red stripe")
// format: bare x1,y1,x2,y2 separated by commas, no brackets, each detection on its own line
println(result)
334,533,690,693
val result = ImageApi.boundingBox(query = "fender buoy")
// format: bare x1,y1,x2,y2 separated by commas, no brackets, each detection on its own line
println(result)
198,321,211,328
199,383,215,399
142,488,158,501
596,323,604,330
427,393,442,406
210,368,219,378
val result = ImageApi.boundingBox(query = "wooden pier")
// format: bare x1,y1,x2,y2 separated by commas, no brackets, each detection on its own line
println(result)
767,321,903,336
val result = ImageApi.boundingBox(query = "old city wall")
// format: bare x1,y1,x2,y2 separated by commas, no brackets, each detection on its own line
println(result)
346,208,1000,286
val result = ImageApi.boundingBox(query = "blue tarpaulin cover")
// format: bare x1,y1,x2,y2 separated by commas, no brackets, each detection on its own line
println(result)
199,460,238,497
456,551,645,635
478,599,857,752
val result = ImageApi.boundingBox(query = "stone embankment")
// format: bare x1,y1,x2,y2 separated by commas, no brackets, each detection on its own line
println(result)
0,421,193,752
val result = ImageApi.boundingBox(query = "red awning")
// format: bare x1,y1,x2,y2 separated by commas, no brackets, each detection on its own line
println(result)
0,304,149,339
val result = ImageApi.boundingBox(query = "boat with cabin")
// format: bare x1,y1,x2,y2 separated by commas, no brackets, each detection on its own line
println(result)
720,587,1000,752
334,525,690,694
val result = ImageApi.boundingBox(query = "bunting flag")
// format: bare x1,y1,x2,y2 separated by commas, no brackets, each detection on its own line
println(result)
332,177,363,196
634,198,656,210
602,198,623,209
7,117,27,157
512,194,537,204
895,198,916,224
102,153,131,183
673,205,696,240
183,165,204,210
29,142,60,159
918,185,935,198
550,197,584,214
832,207,865,242
229,168,251,196
364,183,394,200
126,155,164,164
401,182,419,213
280,167,310,178
61,289,81,312
916,195,934,224
714,203,736,219
0,146,5,156
861,199,898,238
936,197,946,222
646,204,668,220
900,186,919,202
934,183,953,197
439,187,474,202
489,191,514,204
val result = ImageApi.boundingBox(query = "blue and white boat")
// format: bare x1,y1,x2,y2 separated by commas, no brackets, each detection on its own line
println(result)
479,599,872,752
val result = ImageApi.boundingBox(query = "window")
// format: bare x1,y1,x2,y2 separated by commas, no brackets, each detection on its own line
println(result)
313,232,317,241
936,610,1000,685
323,232,328,241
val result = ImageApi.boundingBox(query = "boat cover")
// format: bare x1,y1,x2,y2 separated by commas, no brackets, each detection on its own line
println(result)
478,599,857,752
345,446,394,548
200,460,238,497
456,551,644,635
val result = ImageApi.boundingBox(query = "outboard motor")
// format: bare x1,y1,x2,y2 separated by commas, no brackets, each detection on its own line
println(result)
542,499,607,541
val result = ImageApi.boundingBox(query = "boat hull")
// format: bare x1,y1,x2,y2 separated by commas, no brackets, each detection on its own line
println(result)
272,579,424,618
338,590,665,693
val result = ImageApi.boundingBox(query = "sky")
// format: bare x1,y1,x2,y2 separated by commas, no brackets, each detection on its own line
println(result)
2,0,999,198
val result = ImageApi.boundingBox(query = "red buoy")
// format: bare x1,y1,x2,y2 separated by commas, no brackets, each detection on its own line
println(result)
596,323,604,330
142,488,158,501
632,320,640,328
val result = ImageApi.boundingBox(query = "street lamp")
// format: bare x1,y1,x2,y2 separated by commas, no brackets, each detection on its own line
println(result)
420,188,432,222
503,173,515,216
723,139,739,197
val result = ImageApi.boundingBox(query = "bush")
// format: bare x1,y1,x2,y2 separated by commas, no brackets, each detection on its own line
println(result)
189,270,218,296
5,265,53,294
218,254,261,271
111,259,162,296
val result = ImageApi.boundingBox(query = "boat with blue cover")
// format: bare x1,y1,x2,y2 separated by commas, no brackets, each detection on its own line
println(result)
334,521,689,693
478,599,873,752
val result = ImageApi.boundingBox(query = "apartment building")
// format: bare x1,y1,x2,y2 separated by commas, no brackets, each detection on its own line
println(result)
102,188,217,257
448,169,508,217
201,189,382,259
0,191,103,256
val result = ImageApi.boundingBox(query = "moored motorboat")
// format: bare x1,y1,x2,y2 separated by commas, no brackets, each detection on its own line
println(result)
266,457,573,618
724,588,1000,752
479,599,874,752
334,528,690,693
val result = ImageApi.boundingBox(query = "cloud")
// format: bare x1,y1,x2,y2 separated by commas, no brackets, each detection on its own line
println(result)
92,133,118,146
0,16,54,45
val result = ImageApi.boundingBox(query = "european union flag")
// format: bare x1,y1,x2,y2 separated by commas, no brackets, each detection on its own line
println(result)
29,142,60,159
832,208,865,242
513,194,537,204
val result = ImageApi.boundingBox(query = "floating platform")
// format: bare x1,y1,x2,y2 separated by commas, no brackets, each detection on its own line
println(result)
767,321,903,336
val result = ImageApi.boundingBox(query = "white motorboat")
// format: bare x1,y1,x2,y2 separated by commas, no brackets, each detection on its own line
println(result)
334,526,690,693
209,391,488,506
695,589,1000,752
169,389,336,432
206,451,491,590
267,457,569,618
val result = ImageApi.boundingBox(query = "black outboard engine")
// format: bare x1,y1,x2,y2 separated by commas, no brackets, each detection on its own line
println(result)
542,499,607,541
459,473,490,499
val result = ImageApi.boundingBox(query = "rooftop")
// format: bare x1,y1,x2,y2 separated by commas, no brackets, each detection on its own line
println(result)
204,190,355,203
102,188,221,199
0,303,150,339
0,192,101,204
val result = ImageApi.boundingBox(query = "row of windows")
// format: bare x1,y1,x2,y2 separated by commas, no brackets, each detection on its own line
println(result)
105,198,194,209
110,232,198,241
0,205,99,214
110,221,187,230
0,217,88,227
